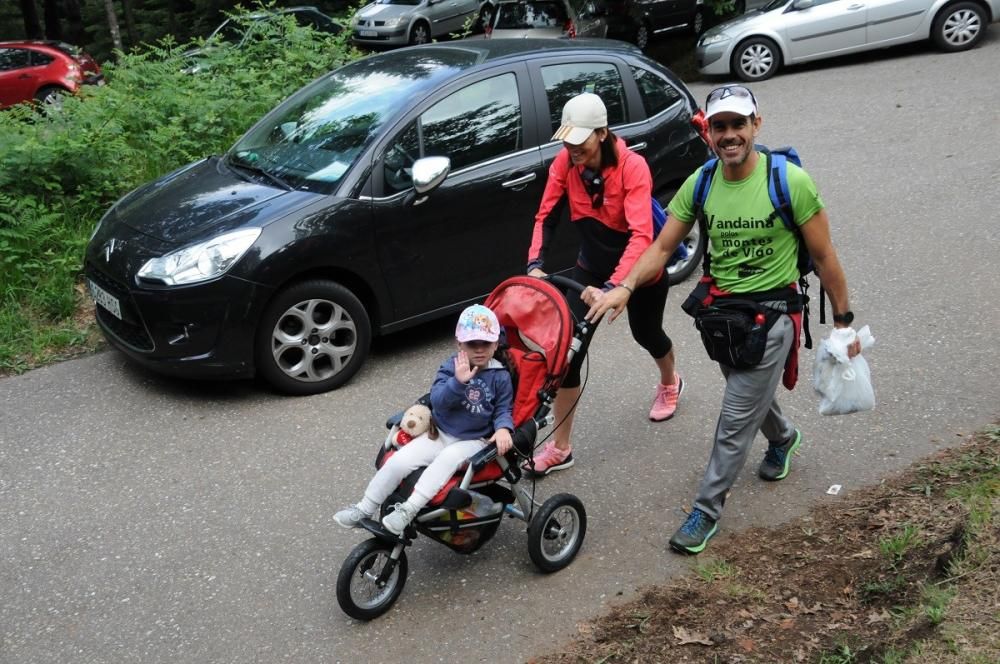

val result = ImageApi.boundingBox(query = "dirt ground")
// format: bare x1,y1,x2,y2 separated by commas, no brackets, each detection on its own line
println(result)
530,427,1000,663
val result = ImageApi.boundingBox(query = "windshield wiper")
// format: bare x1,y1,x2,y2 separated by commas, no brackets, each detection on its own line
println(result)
226,154,293,191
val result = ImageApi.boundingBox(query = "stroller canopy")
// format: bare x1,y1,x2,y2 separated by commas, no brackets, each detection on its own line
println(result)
484,276,574,382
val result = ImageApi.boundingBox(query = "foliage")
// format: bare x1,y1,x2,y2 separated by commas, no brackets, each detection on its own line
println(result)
0,7,362,374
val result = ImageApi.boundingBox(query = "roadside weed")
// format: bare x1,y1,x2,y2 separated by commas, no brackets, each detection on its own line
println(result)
878,524,922,567
694,558,736,582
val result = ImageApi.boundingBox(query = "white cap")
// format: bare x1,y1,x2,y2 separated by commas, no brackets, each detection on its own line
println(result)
705,85,758,119
551,93,608,145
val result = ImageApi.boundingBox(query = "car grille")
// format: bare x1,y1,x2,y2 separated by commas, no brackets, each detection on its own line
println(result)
85,263,155,352
356,19,387,26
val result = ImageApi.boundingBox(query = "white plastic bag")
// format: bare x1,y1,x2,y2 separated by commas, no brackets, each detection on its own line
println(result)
813,325,876,416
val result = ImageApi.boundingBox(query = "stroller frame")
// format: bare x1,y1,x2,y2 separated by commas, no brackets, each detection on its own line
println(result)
336,276,601,621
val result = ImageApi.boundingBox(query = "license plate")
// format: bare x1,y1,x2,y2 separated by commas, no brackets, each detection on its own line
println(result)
88,279,122,320
359,30,378,37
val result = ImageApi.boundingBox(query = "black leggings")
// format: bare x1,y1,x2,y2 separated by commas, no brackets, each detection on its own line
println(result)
562,265,673,388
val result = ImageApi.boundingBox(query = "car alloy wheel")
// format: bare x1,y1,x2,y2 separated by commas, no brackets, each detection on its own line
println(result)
733,36,780,82
634,22,650,50
478,4,494,31
255,279,371,395
409,21,430,44
932,2,985,52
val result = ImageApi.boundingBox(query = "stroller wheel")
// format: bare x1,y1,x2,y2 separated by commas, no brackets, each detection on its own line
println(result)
527,493,587,573
336,538,408,620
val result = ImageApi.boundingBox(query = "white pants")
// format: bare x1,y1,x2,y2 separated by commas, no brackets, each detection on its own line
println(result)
362,431,486,511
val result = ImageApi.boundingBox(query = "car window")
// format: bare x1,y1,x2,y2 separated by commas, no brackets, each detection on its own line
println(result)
630,65,682,117
496,1,569,28
382,73,523,193
29,50,54,67
540,62,627,135
0,48,32,72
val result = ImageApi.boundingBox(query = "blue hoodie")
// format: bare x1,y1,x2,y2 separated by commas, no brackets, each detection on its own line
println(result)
430,356,514,440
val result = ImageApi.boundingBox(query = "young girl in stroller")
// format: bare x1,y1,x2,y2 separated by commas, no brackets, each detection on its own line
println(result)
335,276,599,620
334,303,515,535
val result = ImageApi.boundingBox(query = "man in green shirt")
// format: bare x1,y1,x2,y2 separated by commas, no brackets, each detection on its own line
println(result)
588,85,858,555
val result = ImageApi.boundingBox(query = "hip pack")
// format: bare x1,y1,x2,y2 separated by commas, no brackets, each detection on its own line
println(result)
693,298,776,370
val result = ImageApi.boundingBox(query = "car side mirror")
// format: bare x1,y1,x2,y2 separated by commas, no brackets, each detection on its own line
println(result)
405,156,451,206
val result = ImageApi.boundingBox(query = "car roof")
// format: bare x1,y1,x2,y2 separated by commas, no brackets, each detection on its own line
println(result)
393,38,641,65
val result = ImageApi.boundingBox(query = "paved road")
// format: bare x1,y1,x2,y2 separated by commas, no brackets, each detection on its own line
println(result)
3,34,1000,664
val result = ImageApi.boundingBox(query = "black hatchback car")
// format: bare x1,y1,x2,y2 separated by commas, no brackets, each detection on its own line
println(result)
85,39,709,395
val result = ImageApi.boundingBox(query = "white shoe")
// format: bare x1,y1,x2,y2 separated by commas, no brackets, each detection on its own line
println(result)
334,505,370,529
381,502,419,535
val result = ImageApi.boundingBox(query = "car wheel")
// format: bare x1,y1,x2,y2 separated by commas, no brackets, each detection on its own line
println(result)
932,1,986,52
666,216,706,286
478,3,495,31
691,8,705,35
255,279,372,395
409,21,430,44
634,21,650,50
34,86,66,111
732,36,781,82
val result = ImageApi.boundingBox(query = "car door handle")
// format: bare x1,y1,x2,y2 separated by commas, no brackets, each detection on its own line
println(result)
628,142,648,153
847,3,864,8
501,173,537,189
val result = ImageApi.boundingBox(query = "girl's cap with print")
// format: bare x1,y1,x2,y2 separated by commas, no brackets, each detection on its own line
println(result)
456,304,500,343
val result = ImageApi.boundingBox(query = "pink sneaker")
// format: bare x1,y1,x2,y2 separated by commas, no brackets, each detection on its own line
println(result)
649,375,684,421
524,441,574,476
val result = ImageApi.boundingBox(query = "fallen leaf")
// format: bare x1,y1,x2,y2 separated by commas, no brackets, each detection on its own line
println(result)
737,638,755,652
785,597,800,611
737,609,755,620
802,603,822,615
849,549,876,559
672,625,714,646
866,609,891,624
780,618,796,630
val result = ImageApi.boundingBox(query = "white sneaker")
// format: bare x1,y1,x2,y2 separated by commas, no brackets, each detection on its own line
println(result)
334,505,371,529
381,502,419,535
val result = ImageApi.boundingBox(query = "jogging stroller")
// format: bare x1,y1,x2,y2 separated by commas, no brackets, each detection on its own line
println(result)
336,275,601,620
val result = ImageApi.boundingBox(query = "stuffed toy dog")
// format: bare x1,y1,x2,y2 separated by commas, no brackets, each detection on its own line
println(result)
394,403,437,445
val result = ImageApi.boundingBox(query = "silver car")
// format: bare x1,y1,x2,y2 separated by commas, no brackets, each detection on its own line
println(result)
698,0,999,81
490,0,609,38
351,0,489,46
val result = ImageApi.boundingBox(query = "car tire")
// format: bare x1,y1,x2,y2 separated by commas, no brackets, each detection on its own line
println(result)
691,8,705,35
409,21,430,44
34,86,66,111
633,21,651,50
666,218,706,286
931,1,986,52
478,3,495,31
732,36,781,82
255,279,372,395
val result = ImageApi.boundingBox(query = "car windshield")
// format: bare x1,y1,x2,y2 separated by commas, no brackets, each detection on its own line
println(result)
761,0,789,11
228,50,479,195
495,1,568,28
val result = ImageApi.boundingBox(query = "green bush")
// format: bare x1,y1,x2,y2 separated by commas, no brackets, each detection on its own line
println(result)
0,8,362,374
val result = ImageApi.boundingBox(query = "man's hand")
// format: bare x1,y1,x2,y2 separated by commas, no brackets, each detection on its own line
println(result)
454,350,478,383
586,286,630,323
490,428,513,455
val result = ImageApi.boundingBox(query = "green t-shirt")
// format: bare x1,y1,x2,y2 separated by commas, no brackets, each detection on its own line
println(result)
668,155,824,293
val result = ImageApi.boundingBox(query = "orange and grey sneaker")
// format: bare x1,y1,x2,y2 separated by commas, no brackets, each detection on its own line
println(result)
649,374,684,421
523,441,574,476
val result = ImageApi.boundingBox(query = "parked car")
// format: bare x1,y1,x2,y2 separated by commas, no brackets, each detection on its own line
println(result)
605,0,705,49
698,0,999,81
85,39,710,395
0,40,103,110
351,0,492,46
489,0,608,38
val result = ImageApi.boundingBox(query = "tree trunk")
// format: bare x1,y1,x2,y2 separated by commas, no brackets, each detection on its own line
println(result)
102,0,124,53
121,0,138,49
20,0,44,39
43,0,62,40
62,0,85,45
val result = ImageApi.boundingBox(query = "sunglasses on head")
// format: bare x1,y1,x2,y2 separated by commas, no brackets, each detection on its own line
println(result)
705,85,758,108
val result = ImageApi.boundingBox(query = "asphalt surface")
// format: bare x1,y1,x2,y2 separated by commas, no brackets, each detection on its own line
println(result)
3,33,1000,664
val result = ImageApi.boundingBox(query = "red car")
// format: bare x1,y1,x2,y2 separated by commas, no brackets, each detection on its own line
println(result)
0,40,103,110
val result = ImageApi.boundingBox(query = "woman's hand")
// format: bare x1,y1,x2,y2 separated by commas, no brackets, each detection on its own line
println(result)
454,350,478,383
580,286,604,307
491,428,513,455
528,268,547,278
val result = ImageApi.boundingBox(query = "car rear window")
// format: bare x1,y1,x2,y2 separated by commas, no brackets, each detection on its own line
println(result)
495,1,569,29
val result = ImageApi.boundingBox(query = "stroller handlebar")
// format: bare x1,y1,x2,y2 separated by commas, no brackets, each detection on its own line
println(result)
544,274,587,297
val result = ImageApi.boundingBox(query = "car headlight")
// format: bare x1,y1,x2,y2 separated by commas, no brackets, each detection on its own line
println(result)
382,16,405,28
137,228,261,286
699,33,731,46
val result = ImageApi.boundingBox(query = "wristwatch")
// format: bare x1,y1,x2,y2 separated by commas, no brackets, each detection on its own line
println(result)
832,311,855,325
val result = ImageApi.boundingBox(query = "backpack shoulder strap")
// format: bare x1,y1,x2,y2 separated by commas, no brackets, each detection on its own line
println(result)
765,150,796,232
692,158,718,217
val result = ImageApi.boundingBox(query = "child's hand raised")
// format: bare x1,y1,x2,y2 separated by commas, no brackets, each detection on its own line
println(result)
454,350,479,383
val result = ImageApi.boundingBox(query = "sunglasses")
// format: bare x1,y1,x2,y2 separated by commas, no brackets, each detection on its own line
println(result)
705,85,758,109
580,167,604,209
